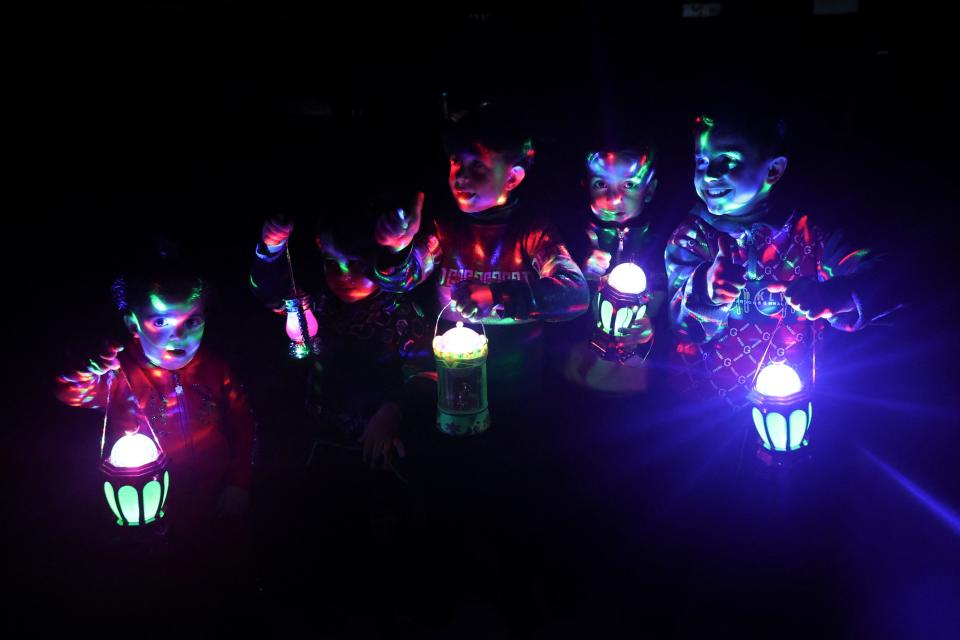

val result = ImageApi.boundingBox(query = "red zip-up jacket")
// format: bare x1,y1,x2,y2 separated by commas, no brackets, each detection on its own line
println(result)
57,341,255,509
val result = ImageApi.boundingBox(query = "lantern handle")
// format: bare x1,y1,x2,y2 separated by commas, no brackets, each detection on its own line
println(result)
108,361,165,456
434,300,487,340
98,371,117,459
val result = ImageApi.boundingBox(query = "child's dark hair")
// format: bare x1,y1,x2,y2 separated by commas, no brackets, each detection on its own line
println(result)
111,237,209,314
443,102,536,169
694,109,788,158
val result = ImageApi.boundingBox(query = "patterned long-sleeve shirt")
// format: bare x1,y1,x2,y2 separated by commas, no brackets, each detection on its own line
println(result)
665,205,874,409
374,199,589,325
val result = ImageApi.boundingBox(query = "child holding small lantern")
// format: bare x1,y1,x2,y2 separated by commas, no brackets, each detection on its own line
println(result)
665,107,882,411
55,248,256,527
371,101,590,412
558,133,670,395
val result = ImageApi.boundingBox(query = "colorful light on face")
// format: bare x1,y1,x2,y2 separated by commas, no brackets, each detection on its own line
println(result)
587,151,655,224
108,433,160,468
319,237,377,303
130,293,205,371
449,144,520,213
694,121,777,216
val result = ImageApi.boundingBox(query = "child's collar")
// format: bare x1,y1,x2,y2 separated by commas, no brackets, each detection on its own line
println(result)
464,197,520,223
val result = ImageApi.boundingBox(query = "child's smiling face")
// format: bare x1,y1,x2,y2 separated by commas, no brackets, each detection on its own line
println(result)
694,125,786,216
448,143,524,214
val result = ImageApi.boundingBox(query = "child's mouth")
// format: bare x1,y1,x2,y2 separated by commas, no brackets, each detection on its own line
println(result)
456,191,477,204
166,348,187,357
704,187,733,199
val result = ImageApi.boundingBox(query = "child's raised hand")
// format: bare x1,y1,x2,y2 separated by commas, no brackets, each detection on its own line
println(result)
261,216,294,254
56,341,124,406
584,249,612,280
374,192,424,253
451,281,496,319
707,235,747,305
360,401,405,470
767,279,856,320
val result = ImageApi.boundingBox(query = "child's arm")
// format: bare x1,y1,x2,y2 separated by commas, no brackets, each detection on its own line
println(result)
770,228,886,331
250,217,296,308
372,201,443,294
221,367,256,493
665,218,742,344
495,221,589,321
55,342,123,409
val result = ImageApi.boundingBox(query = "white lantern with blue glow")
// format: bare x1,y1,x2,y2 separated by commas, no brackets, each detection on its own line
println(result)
749,362,813,453
590,262,649,361
433,320,490,436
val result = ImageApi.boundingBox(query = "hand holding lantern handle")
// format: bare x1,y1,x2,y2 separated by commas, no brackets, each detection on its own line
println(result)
707,235,747,305
374,192,424,253
56,340,124,407
451,281,497,320
767,279,856,320
262,215,295,254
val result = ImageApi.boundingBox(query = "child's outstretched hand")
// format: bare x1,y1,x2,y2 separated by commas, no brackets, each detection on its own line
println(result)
767,279,856,320
374,192,423,253
261,216,294,254
56,341,124,407
584,249,612,280
707,235,746,305
451,281,496,319
360,402,405,470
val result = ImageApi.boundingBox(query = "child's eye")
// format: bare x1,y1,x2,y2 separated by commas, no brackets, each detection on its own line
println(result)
694,155,709,169
624,181,638,191
724,156,739,170
186,317,204,329
471,161,486,172
152,318,168,328
592,179,607,189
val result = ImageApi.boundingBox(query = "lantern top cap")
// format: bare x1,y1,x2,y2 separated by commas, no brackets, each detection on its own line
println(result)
755,362,803,397
607,263,646,294
109,433,160,468
434,321,487,357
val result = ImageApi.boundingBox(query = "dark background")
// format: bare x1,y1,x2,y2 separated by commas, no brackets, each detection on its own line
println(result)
8,1,959,637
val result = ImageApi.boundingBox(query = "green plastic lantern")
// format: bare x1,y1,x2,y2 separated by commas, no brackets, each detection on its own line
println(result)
433,320,490,436
99,371,170,526
749,362,813,453
590,262,649,361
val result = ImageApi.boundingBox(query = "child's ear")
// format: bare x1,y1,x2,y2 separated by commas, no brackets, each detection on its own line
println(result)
122,312,140,337
503,165,526,192
766,156,788,185
645,176,659,203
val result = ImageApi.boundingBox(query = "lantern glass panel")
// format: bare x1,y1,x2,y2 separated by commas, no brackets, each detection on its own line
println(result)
104,482,121,522
752,408,769,448
118,485,140,524
162,470,170,510
766,411,788,451
143,480,162,522
599,299,613,332
789,409,808,449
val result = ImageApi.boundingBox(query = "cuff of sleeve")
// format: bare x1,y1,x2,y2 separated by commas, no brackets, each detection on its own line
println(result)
255,242,285,262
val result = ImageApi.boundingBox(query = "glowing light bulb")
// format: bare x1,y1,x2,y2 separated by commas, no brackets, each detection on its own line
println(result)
755,362,803,397
607,263,646,294
109,433,160,468
286,306,319,341
434,321,487,357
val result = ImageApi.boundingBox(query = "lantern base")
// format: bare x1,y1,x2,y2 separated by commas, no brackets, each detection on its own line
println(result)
289,335,321,359
437,408,491,436
755,443,813,469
